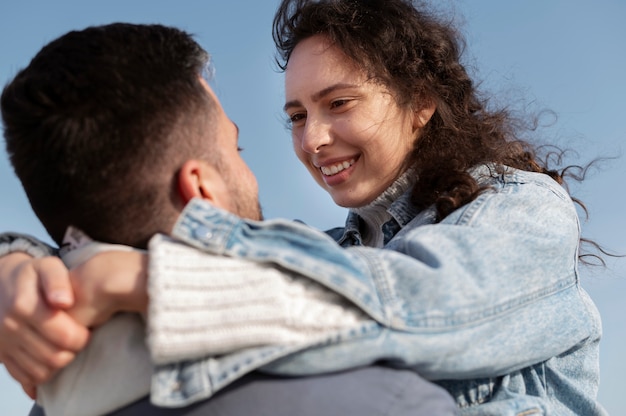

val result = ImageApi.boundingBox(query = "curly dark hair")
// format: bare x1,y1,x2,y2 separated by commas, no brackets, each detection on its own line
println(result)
273,0,571,218
273,0,620,265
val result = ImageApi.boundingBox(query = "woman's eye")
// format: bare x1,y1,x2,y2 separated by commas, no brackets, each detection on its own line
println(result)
330,99,348,109
289,113,306,124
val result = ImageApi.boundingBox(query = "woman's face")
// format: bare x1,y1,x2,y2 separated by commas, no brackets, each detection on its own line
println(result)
284,35,427,208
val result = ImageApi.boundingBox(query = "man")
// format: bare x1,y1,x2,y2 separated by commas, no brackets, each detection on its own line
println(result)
0,23,456,415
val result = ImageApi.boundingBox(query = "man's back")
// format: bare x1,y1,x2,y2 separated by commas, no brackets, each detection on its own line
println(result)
31,366,457,416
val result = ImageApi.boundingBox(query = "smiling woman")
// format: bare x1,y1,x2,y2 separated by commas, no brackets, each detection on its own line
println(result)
271,0,612,413
285,35,432,208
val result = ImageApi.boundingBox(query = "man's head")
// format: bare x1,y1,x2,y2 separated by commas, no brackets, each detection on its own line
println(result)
2,23,260,248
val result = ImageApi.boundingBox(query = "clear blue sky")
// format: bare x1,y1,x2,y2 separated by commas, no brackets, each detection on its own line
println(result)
1,1,624,414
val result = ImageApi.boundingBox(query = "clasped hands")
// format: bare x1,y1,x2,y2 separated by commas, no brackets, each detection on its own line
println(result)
0,251,147,399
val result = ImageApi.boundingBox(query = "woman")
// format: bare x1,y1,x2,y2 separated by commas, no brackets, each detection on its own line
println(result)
274,0,602,414
269,0,606,413
0,1,607,414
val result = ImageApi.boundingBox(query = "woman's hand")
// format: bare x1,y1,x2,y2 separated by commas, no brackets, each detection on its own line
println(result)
0,250,148,399
0,253,90,399
66,250,149,327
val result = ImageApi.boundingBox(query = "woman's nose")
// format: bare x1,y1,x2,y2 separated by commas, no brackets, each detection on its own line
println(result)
300,120,332,153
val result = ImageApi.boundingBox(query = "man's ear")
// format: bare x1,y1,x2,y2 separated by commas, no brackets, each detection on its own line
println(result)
177,160,229,207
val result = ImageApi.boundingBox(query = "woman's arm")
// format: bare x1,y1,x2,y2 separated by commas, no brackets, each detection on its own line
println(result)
0,171,599,391
146,235,369,364
160,173,598,379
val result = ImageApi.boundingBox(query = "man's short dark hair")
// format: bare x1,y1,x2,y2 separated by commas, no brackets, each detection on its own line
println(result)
2,23,215,248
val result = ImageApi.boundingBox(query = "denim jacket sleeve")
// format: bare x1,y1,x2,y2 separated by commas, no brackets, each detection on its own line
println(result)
0,232,57,258
164,169,600,383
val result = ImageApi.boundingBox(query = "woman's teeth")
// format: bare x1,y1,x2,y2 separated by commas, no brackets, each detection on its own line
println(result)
320,159,355,176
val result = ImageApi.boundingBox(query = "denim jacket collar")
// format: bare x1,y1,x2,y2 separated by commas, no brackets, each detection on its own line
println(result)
333,163,512,247
337,189,424,246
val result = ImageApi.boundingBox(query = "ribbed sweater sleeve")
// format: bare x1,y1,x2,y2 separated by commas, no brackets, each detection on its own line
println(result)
146,235,367,364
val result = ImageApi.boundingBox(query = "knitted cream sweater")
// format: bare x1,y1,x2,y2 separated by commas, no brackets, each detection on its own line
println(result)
147,171,414,362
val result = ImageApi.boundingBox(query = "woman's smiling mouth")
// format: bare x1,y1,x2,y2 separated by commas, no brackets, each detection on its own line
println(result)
320,158,356,176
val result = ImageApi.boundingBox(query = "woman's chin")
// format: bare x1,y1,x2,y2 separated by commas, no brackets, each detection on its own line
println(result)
330,193,369,209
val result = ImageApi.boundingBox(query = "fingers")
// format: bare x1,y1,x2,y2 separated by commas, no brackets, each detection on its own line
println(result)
17,289,92,353
3,354,35,390
35,257,74,309
21,317,82,367
0,254,90,389
6,256,89,351
3,348,63,395
1,309,86,386
36,309,91,352
3,324,86,387
3,347,61,387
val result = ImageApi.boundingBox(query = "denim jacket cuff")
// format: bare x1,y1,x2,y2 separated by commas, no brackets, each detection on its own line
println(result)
0,232,56,258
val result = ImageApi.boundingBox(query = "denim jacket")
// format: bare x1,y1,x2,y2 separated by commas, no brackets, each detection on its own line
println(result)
0,165,604,414
151,165,605,415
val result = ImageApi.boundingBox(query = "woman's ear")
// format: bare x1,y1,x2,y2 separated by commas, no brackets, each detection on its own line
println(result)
412,99,437,130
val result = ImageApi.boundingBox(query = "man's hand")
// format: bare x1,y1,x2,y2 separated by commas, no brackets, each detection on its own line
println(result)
0,253,90,398
67,250,149,327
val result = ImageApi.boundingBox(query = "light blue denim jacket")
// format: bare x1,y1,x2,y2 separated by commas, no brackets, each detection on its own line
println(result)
151,165,606,415
0,165,604,414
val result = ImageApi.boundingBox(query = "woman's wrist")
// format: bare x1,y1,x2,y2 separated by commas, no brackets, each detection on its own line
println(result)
69,251,149,326
108,251,149,315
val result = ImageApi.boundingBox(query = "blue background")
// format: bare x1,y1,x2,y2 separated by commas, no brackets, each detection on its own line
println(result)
1,1,624,414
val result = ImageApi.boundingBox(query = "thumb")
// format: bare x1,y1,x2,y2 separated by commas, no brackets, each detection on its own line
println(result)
34,257,74,309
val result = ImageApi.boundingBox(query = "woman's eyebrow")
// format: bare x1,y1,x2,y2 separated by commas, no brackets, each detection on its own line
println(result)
283,83,358,112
